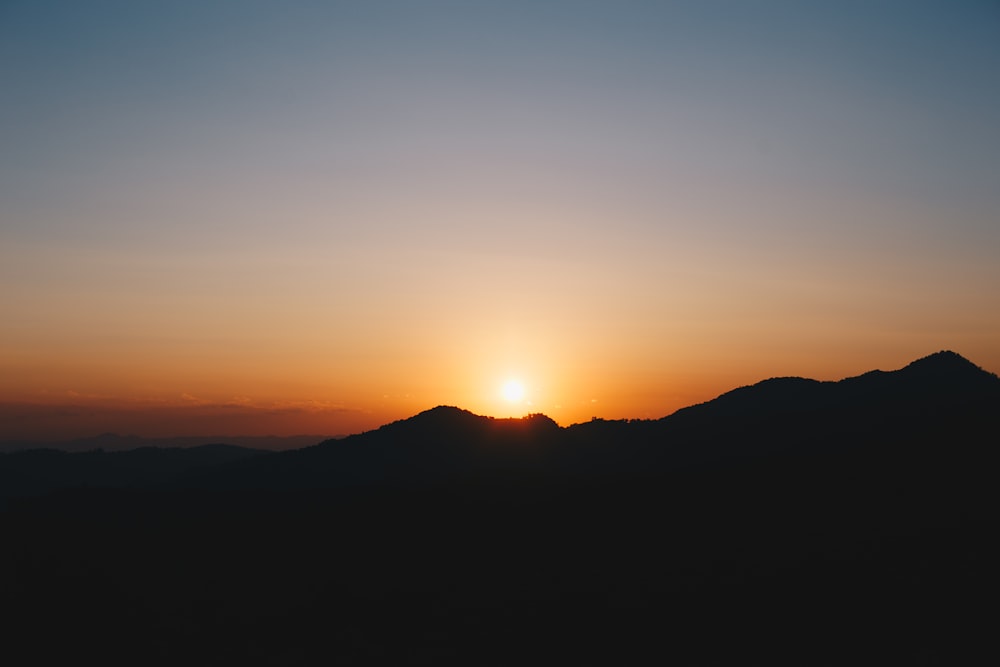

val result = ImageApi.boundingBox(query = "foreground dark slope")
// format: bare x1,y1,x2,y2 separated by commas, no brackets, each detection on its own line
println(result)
2,351,998,665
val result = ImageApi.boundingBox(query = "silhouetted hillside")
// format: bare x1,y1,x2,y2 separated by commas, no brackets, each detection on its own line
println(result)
668,349,998,420
653,349,999,462
3,351,997,496
2,351,997,665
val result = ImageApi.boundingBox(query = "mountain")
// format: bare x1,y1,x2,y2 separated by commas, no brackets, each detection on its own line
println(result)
150,349,993,494
667,349,998,420
2,351,997,665
3,351,996,496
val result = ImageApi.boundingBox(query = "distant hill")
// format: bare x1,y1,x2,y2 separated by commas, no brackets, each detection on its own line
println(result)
0,433,334,454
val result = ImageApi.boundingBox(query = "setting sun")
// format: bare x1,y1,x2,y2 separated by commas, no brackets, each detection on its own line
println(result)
501,379,525,403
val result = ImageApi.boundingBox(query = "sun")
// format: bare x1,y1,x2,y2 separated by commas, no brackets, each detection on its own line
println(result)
501,379,525,403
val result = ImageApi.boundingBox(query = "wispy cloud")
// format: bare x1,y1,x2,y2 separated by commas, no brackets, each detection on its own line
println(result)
0,398,371,441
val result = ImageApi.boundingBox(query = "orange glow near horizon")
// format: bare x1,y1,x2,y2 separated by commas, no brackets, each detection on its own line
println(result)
3,325,999,441
3,226,1000,440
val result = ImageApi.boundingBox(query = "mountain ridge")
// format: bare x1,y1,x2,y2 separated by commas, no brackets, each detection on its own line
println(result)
336,349,999,436
3,350,998,665
174,349,1000,491
2,350,996,497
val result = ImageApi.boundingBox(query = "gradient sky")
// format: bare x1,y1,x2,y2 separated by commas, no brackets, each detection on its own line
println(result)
2,1,999,440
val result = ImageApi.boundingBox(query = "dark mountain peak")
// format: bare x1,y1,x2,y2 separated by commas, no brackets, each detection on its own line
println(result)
518,412,560,429
899,350,994,379
401,405,486,429
834,350,1000,396
418,405,479,420
388,406,561,439
488,413,562,441
397,406,559,429
357,406,491,444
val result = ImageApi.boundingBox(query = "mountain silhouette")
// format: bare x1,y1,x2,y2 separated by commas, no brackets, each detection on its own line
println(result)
669,349,998,420
3,351,997,665
652,350,998,459
2,351,996,496
899,348,996,379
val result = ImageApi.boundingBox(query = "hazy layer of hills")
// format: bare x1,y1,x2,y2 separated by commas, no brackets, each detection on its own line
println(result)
2,351,997,665
0,432,334,454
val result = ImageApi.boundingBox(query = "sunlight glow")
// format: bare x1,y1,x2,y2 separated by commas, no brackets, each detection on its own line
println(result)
501,379,525,403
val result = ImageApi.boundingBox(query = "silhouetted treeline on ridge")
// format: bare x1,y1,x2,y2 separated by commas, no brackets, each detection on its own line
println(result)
2,350,997,665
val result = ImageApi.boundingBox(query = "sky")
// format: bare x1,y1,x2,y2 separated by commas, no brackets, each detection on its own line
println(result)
2,1,999,440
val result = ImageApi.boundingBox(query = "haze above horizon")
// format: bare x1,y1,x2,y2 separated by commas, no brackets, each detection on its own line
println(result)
2,2,999,440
